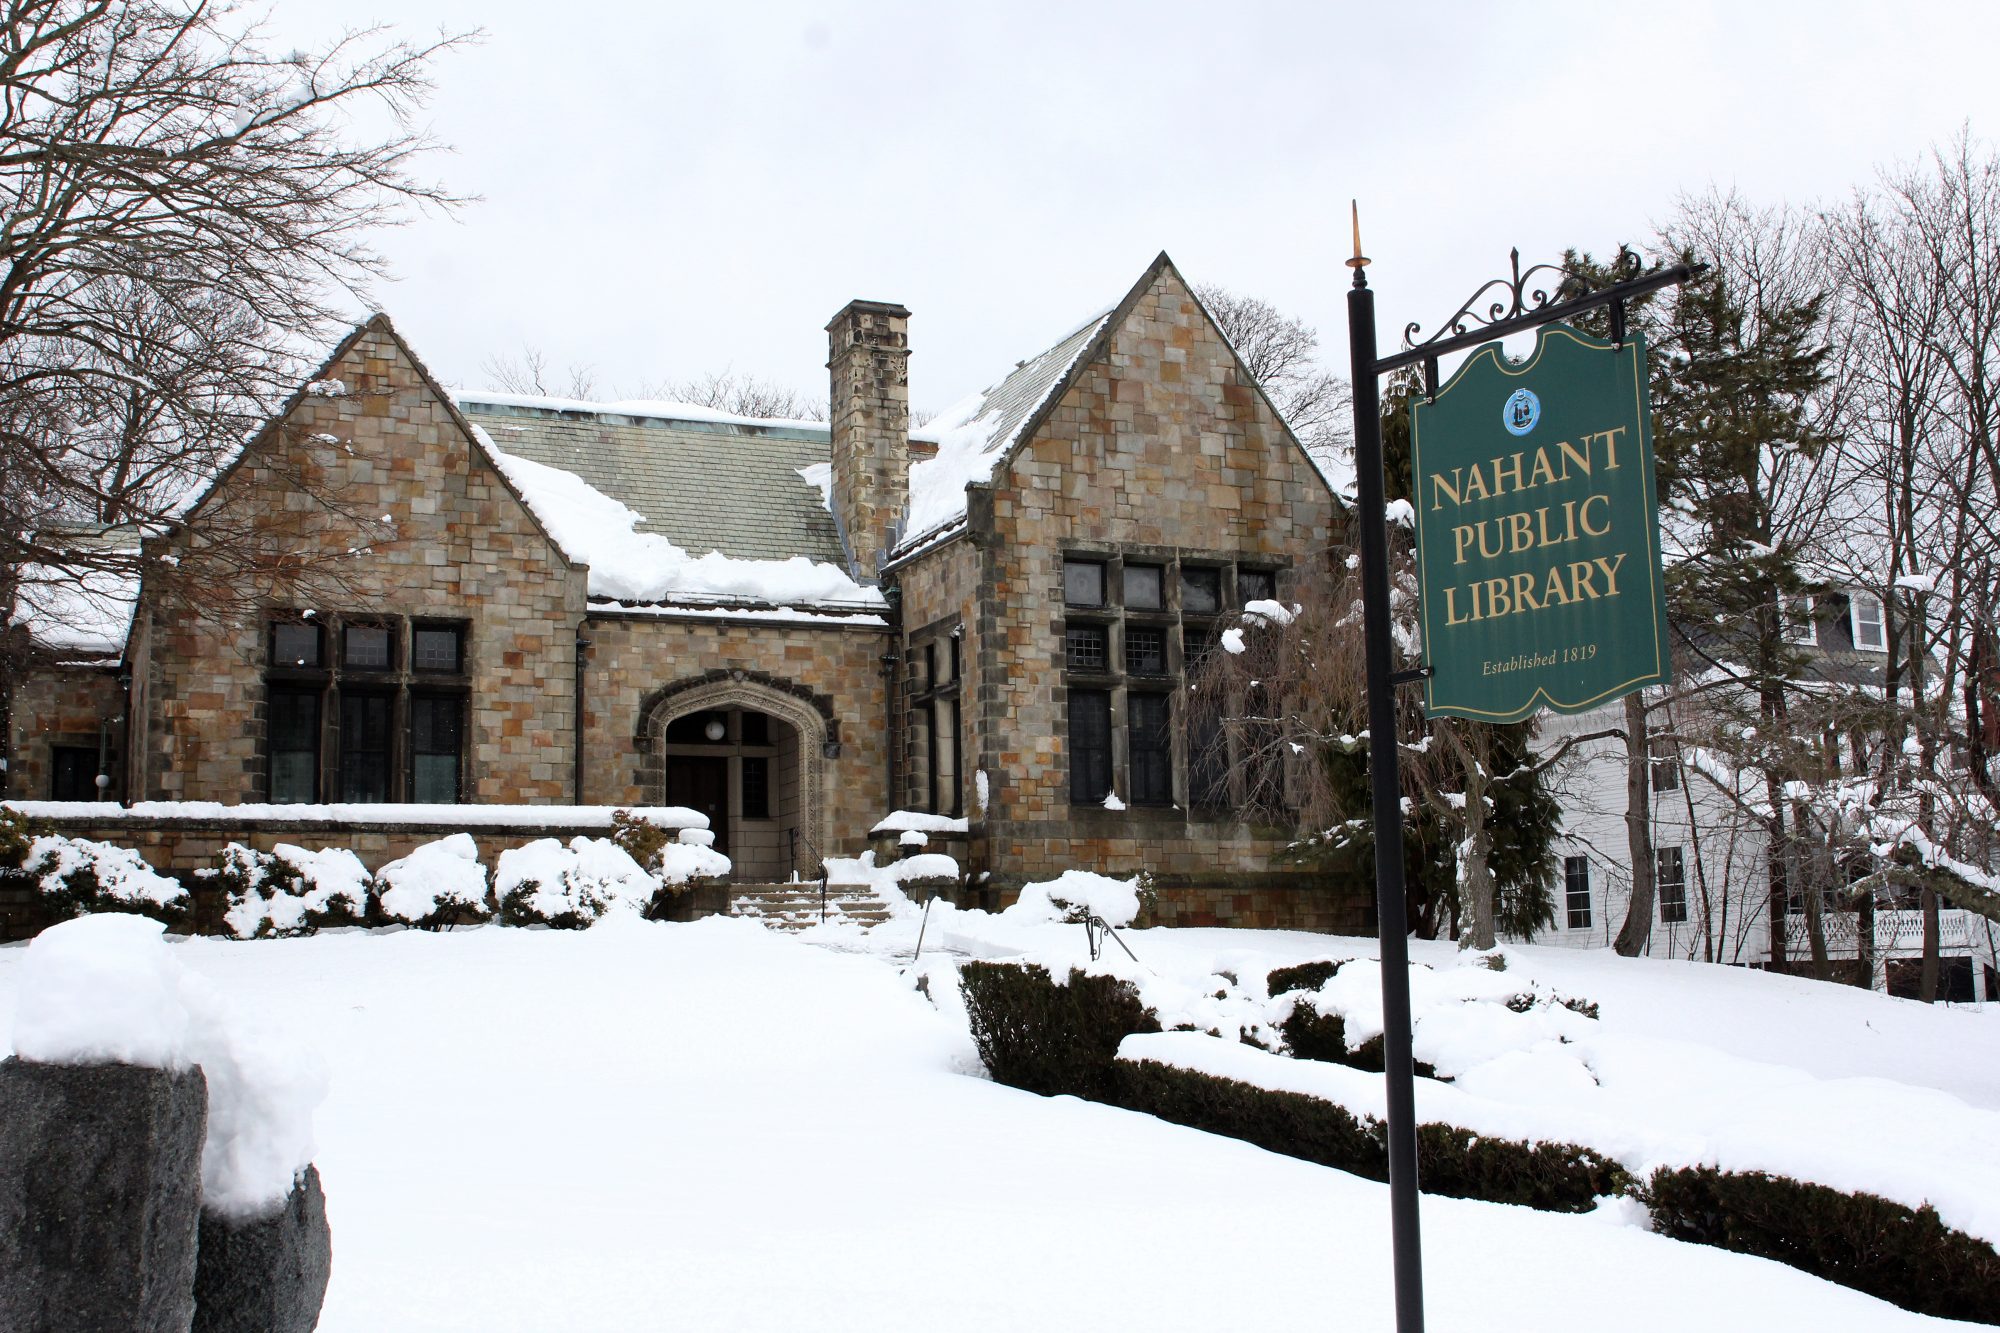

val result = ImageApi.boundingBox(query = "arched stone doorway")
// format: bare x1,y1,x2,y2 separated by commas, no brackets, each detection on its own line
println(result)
642,679,830,881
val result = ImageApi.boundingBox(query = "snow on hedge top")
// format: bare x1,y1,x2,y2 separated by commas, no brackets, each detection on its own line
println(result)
472,427,881,608
900,309,1111,552
28,835,186,909
1004,869,1143,928
11,914,191,1067
220,843,370,939
497,836,656,918
8,563,140,658
376,833,490,924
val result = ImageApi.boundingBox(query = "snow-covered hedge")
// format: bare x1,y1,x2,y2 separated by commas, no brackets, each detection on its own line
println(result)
0,814,736,937
1644,1166,2000,1325
1264,957,1600,1077
958,960,1160,1101
606,810,729,910
957,956,2000,1322
496,837,656,929
375,834,492,929
1113,1043,1623,1213
211,843,373,939
1001,869,1151,928
658,833,730,887
15,833,189,924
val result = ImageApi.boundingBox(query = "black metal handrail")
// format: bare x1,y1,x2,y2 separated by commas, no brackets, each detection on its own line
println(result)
1082,913,1140,964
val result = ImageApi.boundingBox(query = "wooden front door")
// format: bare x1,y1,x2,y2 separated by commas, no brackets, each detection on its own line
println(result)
665,756,730,858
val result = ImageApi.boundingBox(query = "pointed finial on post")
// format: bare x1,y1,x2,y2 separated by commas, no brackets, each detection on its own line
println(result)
1346,200,1371,287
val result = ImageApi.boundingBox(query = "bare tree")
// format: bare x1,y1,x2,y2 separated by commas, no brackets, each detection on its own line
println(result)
479,346,599,401
635,368,826,422
1811,132,2000,991
1193,282,1352,480
0,0,471,687
1183,522,1565,949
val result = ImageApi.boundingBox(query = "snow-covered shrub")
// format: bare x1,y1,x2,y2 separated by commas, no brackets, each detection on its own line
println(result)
1644,1166,2000,1324
211,843,373,939
21,834,189,924
887,852,959,894
1278,992,1359,1067
1110,1056,1622,1213
375,834,491,929
1265,958,1344,999
608,808,671,870
1267,959,1594,1078
655,833,729,884
0,804,35,869
496,837,654,929
957,960,1160,1101
1003,869,1149,928
606,811,728,916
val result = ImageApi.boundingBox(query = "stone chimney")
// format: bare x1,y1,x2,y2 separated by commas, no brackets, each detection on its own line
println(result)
826,299,911,582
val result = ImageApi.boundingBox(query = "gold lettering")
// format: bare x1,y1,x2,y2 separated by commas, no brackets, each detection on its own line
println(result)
1541,564,1574,606
1511,571,1542,612
1445,585,1469,624
1462,466,1492,504
1491,452,1524,496
1593,553,1627,597
1527,448,1557,489
1430,468,1463,510
1570,560,1600,599
1506,511,1535,553
1598,425,1627,470
1579,493,1612,537
1453,523,1478,566
1484,577,1513,618
1557,437,1590,479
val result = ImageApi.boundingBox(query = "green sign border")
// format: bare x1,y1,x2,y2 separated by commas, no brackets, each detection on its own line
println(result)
1410,322,1670,723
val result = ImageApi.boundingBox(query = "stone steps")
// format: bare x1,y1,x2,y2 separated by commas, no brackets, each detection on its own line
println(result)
727,883,892,932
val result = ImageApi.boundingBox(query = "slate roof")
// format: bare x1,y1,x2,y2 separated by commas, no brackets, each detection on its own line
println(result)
457,396,842,565
896,307,1115,555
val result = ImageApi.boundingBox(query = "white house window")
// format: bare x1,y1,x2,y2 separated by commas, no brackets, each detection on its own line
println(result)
1649,730,1680,793
1563,855,1592,930
1657,846,1688,924
1779,595,1816,646
1850,591,1887,652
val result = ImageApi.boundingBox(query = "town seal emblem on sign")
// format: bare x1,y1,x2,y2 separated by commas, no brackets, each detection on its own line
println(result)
1502,386,1540,436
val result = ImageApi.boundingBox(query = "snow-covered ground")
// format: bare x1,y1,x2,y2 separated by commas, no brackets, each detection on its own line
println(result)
2,910,1992,1331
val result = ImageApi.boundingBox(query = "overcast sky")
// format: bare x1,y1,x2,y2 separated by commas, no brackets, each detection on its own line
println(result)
274,0,2000,420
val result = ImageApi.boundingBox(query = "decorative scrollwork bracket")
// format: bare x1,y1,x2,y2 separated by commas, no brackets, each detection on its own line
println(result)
1375,246,1688,397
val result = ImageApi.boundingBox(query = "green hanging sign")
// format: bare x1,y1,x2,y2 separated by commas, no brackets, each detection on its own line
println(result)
1410,321,1670,722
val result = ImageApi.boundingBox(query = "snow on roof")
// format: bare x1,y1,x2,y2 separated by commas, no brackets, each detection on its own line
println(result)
471,425,882,608
898,308,1113,552
454,389,827,435
8,562,140,660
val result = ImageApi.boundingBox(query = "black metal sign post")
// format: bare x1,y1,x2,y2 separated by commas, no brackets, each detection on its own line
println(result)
1341,211,1694,1333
